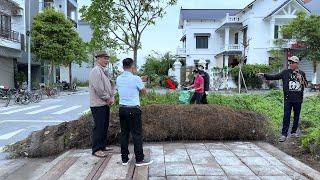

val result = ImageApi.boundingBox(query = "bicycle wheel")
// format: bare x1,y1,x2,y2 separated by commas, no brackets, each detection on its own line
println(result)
0,91,11,107
21,92,31,105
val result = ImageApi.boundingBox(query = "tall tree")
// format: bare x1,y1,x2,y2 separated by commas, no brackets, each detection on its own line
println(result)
282,11,320,83
80,0,177,67
31,8,87,84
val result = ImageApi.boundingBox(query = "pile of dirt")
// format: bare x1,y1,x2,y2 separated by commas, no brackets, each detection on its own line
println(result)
5,104,271,158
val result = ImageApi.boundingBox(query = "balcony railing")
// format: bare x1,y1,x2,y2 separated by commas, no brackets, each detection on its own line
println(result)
0,28,20,43
220,44,242,52
271,39,297,48
220,14,241,25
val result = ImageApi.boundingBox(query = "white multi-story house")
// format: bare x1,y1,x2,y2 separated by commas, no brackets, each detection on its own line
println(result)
0,0,25,88
24,0,78,85
176,0,319,87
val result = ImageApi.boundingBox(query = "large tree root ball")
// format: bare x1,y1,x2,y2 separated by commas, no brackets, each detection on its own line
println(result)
5,104,271,158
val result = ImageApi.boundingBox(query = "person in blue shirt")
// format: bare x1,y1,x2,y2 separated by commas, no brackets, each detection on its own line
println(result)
116,58,153,167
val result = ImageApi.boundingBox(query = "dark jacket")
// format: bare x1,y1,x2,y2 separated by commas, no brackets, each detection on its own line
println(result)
264,69,307,102
199,70,210,91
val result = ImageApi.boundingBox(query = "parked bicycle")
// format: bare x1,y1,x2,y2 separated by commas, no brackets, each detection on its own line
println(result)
0,85,11,107
39,85,60,99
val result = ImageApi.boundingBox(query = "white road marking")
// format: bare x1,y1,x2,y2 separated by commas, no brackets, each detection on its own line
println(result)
0,106,20,112
25,105,62,115
51,105,82,115
78,108,91,115
0,129,26,140
0,105,41,115
0,120,66,125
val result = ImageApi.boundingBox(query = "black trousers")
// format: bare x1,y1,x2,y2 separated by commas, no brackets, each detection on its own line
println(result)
201,92,208,104
119,106,144,162
282,101,302,136
90,105,110,154
190,92,204,104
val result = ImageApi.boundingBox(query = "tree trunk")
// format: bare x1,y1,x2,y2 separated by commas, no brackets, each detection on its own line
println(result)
49,62,54,84
69,62,72,85
133,47,138,68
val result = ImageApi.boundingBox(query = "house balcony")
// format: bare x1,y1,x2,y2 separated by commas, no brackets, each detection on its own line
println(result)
0,28,21,50
221,14,241,25
177,47,186,57
220,44,242,52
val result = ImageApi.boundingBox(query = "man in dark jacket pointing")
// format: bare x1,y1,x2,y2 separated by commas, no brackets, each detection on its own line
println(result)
258,56,308,142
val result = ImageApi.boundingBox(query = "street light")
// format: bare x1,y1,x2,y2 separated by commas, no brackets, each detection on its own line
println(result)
27,0,31,92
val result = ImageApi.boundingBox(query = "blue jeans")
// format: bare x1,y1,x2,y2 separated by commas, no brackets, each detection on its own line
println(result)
282,101,302,136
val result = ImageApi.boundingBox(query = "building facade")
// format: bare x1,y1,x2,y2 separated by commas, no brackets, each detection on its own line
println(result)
0,0,25,88
24,0,78,85
176,0,318,87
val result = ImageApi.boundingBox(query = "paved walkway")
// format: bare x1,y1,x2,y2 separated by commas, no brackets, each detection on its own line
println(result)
2,142,320,180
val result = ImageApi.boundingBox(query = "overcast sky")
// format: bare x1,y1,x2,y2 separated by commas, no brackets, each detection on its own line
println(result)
78,0,253,66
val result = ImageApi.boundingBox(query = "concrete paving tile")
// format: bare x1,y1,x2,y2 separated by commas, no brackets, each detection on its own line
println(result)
164,143,186,149
214,156,244,166
189,153,218,165
275,165,309,180
185,143,206,150
149,163,165,177
150,154,165,163
240,156,271,166
227,176,260,180
227,143,261,150
167,176,198,180
193,164,225,176
249,166,287,176
254,149,273,157
150,147,164,156
165,149,190,163
186,149,208,155
98,154,132,180
59,155,100,180
231,149,261,157
259,176,293,180
210,149,236,157
165,162,196,176
221,165,255,176
149,177,166,180
263,156,285,166
197,176,228,180
205,143,229,150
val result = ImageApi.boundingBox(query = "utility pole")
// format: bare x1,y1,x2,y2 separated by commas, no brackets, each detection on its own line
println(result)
27,0,31,91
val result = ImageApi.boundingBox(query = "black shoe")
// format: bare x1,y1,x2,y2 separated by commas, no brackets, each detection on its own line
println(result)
135,159,153,167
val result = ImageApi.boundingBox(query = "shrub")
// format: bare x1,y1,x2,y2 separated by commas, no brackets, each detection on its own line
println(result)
230,64,271,89
301,128,320,156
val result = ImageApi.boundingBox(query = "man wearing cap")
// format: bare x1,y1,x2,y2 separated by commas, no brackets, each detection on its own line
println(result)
197,59,210,104
258,56,308,142
89,50,115,157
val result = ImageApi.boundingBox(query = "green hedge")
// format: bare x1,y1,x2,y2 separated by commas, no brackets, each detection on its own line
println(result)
230,64,271,89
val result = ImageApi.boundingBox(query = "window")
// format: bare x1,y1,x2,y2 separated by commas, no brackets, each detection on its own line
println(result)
243,27,247,46
196,36,208,49
274,25,279,39
0,13,11,30
235,33,239,44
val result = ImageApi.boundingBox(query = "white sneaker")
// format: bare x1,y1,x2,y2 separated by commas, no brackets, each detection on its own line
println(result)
279,135,287,142
291,133,300,138
135,159,153,167
122,158,130,166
